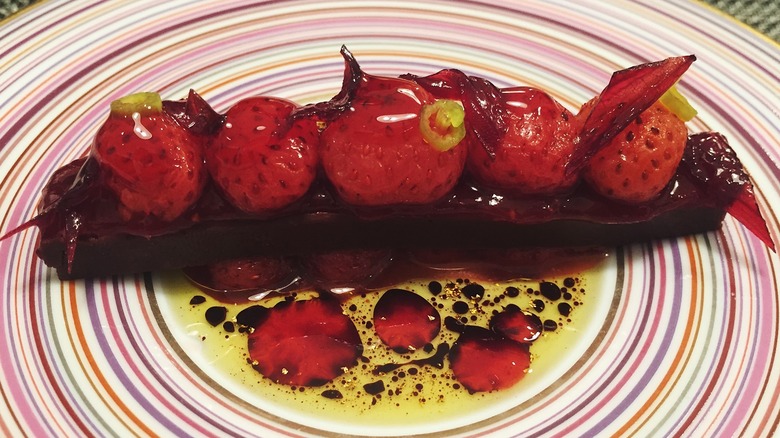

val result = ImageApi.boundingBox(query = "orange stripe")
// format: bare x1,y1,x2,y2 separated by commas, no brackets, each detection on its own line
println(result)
611,238,700,436
70,280,153,436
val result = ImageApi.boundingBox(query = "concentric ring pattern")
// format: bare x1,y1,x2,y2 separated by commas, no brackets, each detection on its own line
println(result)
1,0,778,436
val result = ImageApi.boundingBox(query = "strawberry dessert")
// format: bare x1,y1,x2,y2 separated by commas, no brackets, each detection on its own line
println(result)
2,47,774,395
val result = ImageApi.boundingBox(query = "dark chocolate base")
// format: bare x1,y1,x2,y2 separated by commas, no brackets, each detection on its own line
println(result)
39,207,725,279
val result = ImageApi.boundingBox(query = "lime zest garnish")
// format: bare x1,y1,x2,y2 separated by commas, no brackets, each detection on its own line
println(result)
110,92,163,116
659,85,697,122
419,99,467,151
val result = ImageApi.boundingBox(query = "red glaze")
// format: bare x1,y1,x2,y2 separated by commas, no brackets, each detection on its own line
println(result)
583,101,688,203
247,296,362,386
207,96,319,213
320,73,468,206
91,100,206,222
468,87,579,194
373,289,441,352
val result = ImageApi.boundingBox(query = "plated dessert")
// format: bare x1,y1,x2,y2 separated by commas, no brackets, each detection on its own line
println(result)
3,46,773,397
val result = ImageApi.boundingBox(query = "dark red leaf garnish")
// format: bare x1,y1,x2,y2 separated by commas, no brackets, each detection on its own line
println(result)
489,304,543,343
403,69,508,157
682,132,774,250
448,326,530,393
162,89,224,136
292,45,364,123
373,289,441,352
568,55,696,174
247,296,362,387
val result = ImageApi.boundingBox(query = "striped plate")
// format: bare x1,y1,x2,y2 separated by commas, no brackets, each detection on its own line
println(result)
1,1,778,436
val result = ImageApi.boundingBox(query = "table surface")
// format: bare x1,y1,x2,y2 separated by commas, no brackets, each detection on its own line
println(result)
1,0,779,42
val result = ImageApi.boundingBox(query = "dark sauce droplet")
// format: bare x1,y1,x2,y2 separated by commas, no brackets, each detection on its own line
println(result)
540,281,562,301
428,281,443,295
364,380,386,395
564,277,576,288
452,301,470,314
461,283,485,299
189,295,206,305
543,319,558,331
205,306,228,327
533,299,545,312
505,286,520,297
235,305,268,328
558,302,573,317
321,389,343,399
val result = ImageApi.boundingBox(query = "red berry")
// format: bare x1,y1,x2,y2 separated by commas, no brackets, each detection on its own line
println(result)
301,249,392,290
320,74,468,206
207,96,319,214
448,327,530,393
468,87,579,194
204,256,293,291
373,289,441,352
489,305,543,343
247,297,362,387
583,100,687,203
91,92,206,221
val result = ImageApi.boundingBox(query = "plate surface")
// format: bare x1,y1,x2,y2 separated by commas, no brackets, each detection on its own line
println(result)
1,1,779,436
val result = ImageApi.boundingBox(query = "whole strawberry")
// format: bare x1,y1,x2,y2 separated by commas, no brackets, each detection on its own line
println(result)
582,100,687,203
320,71,468,206
207,97,319,213
91,92,206,221
467,87,579,194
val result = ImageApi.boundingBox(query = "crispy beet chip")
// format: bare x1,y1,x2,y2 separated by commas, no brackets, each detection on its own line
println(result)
373,289,441,352
568,55,696,174
162,89,225,135
403,69,508,157
683,132,774,250
248,296,362,387
292,45,364,123
448,326,530,393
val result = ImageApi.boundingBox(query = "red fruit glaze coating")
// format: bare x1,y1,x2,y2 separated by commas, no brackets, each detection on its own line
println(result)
248,297,362,387
583,101,688,203
91,96,206,222
320,74,468,206
468,87,579,194
207,96,319,214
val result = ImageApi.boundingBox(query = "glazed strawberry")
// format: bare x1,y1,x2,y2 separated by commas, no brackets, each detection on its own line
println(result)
247,296,362,387
91,92,206,221
489,304,543,343
468,87,579,194
582,100,688,203
207,96,319,214
373,289,441,352
319,51,468,206
203,256,293,292
301,249,392,290
448,326,531,393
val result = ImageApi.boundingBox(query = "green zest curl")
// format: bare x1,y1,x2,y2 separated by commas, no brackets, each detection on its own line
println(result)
110,92,163,115
419,99,467,151
659,85,697,122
